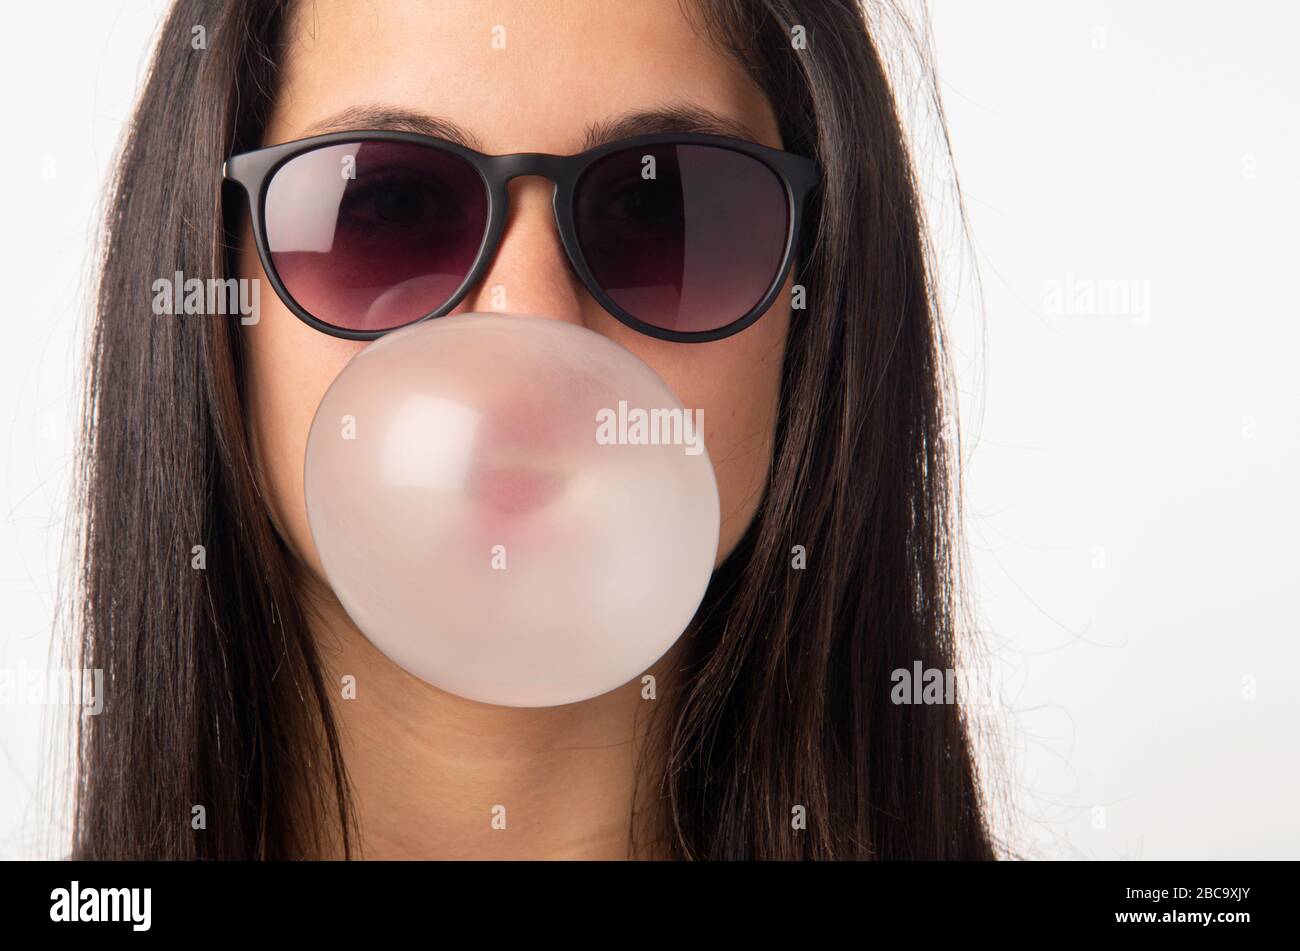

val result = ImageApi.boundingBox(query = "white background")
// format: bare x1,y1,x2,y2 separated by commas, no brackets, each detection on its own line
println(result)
1,1,1296,858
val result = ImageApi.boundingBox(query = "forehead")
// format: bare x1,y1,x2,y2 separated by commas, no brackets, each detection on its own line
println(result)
269,0,781,153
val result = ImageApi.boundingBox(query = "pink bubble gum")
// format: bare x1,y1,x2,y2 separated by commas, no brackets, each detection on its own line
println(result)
304,313,720,707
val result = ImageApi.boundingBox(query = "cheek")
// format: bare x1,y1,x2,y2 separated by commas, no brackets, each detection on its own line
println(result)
700,316,789,564
609,291,791,566
239,237,364,578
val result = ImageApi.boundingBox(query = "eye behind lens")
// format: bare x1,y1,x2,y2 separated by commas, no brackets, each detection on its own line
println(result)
573,143,789,335
265,141,490,332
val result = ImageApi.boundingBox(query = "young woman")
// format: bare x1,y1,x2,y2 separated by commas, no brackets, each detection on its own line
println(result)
73,0,995,859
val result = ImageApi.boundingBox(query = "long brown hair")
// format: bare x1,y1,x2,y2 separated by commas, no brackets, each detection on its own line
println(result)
72,0,995,859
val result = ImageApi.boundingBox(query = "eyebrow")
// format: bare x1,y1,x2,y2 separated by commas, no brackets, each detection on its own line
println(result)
300,105,486,150
581,105,761,149
298,103,762,153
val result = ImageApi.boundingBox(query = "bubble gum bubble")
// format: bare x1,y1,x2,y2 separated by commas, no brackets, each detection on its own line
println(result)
304,314,720,707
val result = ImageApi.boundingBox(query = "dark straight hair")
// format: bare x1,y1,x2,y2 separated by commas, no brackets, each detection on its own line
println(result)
72,0,996,859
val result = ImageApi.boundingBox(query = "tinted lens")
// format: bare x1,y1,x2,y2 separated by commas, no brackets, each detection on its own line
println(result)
573,144,790,335
265,141,489,332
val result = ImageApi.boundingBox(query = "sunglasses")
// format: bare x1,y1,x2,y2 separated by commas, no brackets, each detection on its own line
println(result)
224,131,818,343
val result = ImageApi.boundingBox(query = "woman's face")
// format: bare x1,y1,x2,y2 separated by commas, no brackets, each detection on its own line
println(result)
240,0,791,586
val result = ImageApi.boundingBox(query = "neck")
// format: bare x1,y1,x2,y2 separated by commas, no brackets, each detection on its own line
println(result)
300,585,674,860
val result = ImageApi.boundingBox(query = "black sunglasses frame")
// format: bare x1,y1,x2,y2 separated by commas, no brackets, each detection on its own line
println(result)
224,130,819,343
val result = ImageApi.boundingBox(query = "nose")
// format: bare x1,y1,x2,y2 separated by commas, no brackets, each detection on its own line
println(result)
458,176,588,327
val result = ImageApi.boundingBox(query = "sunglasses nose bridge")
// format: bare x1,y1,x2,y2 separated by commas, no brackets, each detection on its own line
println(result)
489,152,570,188
484,153,570,236
483,151,579,276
